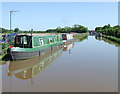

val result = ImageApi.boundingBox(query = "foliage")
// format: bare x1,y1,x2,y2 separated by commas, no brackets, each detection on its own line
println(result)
14,28,19,32
95,24,120,38
1,24,88,34
0,27,13,33
46,24,88,33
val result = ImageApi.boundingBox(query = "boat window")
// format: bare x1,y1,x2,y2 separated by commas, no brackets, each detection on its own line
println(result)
21,37,23,44
16,37,21,44
23,36,27,44
49,38,52,43
39,38,44,45
62,34,67,40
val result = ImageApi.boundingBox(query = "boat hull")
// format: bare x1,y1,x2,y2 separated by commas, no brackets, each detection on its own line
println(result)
63,38,74,45
10,44,63,60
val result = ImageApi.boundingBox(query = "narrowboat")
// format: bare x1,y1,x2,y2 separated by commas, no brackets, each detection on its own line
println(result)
62,32,74,45
9,34,63,60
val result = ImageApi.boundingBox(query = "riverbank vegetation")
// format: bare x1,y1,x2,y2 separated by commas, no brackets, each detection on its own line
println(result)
95,24,120,38
46,24,88,33
74,33,89,41
95,24,120,43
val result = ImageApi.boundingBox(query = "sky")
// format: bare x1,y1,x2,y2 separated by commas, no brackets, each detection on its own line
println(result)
2,2,118,31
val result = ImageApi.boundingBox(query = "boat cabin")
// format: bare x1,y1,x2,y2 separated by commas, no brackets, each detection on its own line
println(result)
62,33,74,40
14,35,63,48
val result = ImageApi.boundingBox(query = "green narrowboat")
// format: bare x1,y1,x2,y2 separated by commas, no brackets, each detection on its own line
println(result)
9,34,63,60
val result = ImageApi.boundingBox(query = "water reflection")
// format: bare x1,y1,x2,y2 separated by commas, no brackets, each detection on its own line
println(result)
76,36,88,42
95,36,102,40
95,36,120,47
63,43,74,54
102,37,120,47
8,47,63,80
8,41,76,80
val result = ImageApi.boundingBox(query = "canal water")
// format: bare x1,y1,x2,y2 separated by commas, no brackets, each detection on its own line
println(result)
1,36,118,92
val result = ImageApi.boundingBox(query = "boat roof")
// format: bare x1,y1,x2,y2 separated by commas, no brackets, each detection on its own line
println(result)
16,34,60,37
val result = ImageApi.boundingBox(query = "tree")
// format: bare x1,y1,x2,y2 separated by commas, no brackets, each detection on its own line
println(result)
102,24,110,30
14,28,19,32
95,27,102,32
64,26,71,33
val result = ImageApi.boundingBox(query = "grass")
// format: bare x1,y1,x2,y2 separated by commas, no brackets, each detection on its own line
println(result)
74,33,89,40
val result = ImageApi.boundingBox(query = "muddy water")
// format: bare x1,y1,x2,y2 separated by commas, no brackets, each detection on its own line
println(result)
1,36,118,92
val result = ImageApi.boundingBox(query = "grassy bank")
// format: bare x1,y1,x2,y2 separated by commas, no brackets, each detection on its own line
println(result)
74,33,89,40
102,35,120,44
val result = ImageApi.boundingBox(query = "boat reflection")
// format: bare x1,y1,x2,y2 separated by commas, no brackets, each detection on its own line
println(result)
95,36,120,47
95,36,102,40
63,43,74,54
8,47,63,80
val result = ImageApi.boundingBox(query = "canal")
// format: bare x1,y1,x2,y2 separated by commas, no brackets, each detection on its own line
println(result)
1,36,118,92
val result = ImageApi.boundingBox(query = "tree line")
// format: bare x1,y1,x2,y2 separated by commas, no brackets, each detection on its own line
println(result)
1,28,20,33
1,24,88,34
95,24,120,38
46,24,88,33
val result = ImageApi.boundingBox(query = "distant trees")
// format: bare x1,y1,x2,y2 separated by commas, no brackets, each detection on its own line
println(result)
0,27,19,33
72,24,88,33
1,24,88,34
46,24,88,33
95,24,120,38
0,28,10,33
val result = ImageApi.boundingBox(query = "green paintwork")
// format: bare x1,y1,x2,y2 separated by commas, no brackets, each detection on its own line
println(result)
33,35,62,47
11,35,63,52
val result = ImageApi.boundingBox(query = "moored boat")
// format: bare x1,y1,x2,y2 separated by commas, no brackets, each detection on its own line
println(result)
62,32,74,45
8,34,63,60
